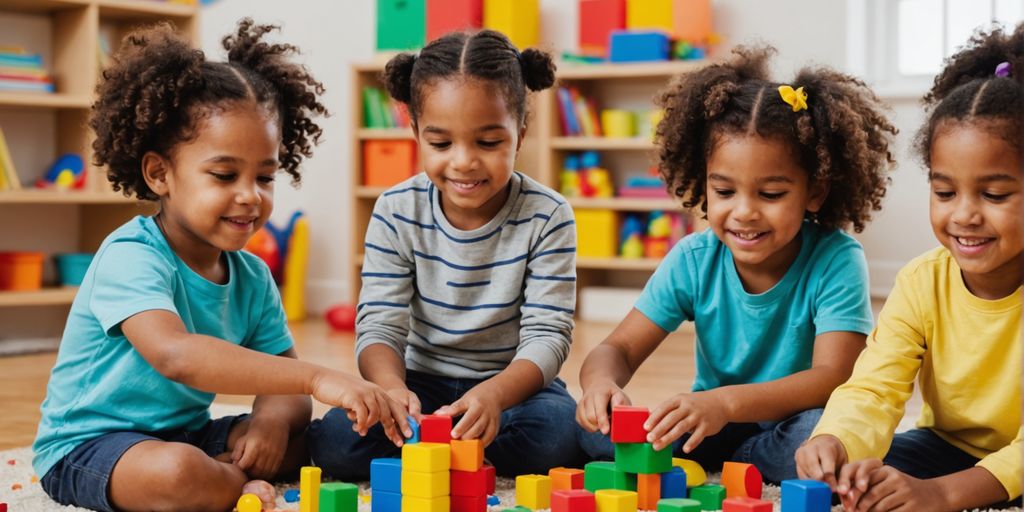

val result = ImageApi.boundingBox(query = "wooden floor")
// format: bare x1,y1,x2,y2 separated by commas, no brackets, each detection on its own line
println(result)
0,319,695,450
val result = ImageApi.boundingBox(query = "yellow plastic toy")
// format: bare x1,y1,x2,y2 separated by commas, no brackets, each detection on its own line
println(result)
300,466,321,512
282,216,309,322
484,0,539,48
236,493,261,512
673,457,707,487
600,109,636,138
584,167,615,198
515,474,552,510
576,209,618,258
401,469,450,498
595,489,639,511
401,495,449,512
402,443,451,473
626,0,673,33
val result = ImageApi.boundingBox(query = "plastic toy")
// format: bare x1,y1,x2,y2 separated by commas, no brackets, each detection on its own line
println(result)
645,211,672,258
320,482,358,512
401,468,448,498
407,415,421,443
326,303,357,331
236,493,261,512
579,0,625,57
672,458,706,488
427,0,482,42
487,495,500,505
515,474,552,509
420,414,453,443
626,0,672,32
450,439,483,472
689,484,726,510
609,30,670,62
721,461,762,499
372,489,401,512
363,140,417,187
402,443,451,472
549,467,585,490
243,227,281,278
579,151,613,198
371,458,402,493
600,109,636,137
284,488,300,502
595,489,638,511
560,154,582,197
452,465,493,497
583,461,636,492
281,215,309,321
484,0,539,49
660,466,687,498
35,153,85,190
551,489,595,512
614,442,672,474
673,0,713,42
575,209,617,258
451,493,487,512
402,495,449,512
300,466,321,512
376,0,425,50
723,496,773,511
638,473,661,509
656,498,701,511
780,479,831,512
610,405,649,443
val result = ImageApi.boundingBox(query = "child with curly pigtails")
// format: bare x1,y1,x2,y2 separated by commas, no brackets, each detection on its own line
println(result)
33,20,409,512
576,45,897,483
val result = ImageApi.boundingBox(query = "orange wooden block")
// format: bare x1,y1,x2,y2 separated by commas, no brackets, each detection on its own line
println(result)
451,439,484,472
637,473,661,510
362,139,417,187
672,0,712,42
549,467,585,490
721,462,762,499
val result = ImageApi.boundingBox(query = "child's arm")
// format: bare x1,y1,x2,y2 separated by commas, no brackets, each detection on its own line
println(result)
434,359,545,444
359,344,421,418
837,459,1009,512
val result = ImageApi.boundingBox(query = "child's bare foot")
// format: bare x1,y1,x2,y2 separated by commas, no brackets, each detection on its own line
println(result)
241,479,276,509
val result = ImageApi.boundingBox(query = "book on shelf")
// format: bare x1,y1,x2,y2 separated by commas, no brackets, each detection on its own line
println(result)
0,126,23,191
361,86,411,130
557,86,603,137
0,48,54,94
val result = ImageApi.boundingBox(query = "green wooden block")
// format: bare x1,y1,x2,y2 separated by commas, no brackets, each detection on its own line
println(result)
689,484,725,511
501,507,531,512
657,498,702,511
614,442,672,474
584,461,637,492
377,0,425,50
319,482,358,512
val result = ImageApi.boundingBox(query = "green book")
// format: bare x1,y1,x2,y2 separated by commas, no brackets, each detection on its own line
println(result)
362,87,386,128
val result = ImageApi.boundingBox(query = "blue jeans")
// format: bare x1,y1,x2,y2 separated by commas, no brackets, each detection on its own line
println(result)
308,370,586,480
578,408,823,483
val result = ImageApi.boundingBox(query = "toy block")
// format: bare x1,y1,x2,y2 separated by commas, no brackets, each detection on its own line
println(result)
0,504,6,512
483,0,539,49
609,30,671,63
721,462,762,499
610,405,649,443
780,480,831,512
370,458,403,493
407,415,420,443
451,438,483,471
614,442,672,474
427,0,482,42
377,0,426,51
576,209,619,257
660,466,687,499
284,489,300,502
401,469,450,498
723,496,772,512
501,507,531,512
689,484,725,511
672,0,712,42
594,489,638,512
515,474,552,509
584,461,637,492
420,414,453,443
579,0,626,57
320,482,359,512
549,467,585,490
402,495,449,512
299,466,321,512
626,0,672,32
363,140,417,187
552,489,596,512
672,458,706,487
601,109,636,138
487,495,500,506
451,466,489,497
482,464,496,494
372,490,402,512
236,494,261,512
657,498,701,512
451,493,488,512
638,473,662,510
401,442,451,472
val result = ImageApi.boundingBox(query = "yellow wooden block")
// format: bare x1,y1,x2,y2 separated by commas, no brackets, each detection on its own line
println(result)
402,495,450,512
515,474,552,510
595,489,638,512
627,0,673,33
401,442,451,472
672,457,707,487
483,0,539,49
401,469,450,498
450,438,484,472
576,209,618,258
299,466,321,512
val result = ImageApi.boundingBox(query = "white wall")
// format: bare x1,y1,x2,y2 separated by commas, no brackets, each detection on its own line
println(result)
198,0,933,310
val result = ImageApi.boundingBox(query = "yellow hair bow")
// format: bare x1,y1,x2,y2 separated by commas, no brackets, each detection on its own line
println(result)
778,85,808,112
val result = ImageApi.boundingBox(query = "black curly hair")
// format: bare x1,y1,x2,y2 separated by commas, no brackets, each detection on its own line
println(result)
381,29,556,126
915,23,1024,166
91,18,328,201
656,46,897,233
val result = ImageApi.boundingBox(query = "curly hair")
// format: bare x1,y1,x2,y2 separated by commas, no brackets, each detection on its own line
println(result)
90,18,328,201
381,29,556,126
655,46,897,233
915,23,1024,166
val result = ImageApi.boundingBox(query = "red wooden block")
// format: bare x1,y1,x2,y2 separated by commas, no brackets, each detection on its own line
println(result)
0,502,7,512
721,462,762,499
482,464,496,494
420,414,452,443
549,467,585,490
452,467,489,497
427,0,482,42
722,496,772,511
637,473,661,510
451,493,487,512
579,0,626,57
551,489,595,512
610,405,649,443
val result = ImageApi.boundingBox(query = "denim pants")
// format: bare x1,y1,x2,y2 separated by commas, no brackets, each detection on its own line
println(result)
308,369,586,480
578,408,823,483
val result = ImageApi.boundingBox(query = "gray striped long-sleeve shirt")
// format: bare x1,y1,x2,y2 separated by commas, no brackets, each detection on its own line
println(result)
356,171,576,386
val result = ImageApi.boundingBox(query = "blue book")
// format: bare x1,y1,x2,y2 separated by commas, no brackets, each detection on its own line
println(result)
0,53,44,68
0,80,55,93
557,87,580,136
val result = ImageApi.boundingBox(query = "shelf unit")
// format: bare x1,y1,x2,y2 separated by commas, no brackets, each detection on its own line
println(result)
0,0,197,311
348,60,708,305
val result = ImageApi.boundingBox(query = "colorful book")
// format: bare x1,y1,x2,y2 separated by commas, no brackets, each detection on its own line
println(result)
0,126,22,190
362,87,386,128
0,53,43,68
0,80,55,93
557,87,580,136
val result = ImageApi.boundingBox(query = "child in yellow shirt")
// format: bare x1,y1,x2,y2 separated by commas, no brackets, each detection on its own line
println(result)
796,24,1023,511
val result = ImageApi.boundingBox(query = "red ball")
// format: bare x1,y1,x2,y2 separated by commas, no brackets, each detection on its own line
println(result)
326,304,357,331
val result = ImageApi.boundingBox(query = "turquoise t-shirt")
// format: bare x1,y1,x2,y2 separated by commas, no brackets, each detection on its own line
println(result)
33,216,293,477
635,222,873,392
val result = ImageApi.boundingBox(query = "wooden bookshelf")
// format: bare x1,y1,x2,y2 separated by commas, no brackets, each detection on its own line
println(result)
551,136,655,151
356,128,413,140
0,287,77,307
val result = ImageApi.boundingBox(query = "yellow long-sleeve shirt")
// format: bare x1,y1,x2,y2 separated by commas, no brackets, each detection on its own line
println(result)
812,247,1022,499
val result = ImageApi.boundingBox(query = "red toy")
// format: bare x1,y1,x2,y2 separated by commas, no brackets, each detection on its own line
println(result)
723,496,773,511
326,303,358,331
451,493,487,512
551,489,595,512
579,0,626,57
610,405,649,443
452,465,492,497
420,414,453,443
427,0,482,42
722,461,763,499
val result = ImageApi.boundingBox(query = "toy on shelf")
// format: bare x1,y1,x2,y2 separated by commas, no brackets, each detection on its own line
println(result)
377,0,425,51
579,151,613,198
619,215,645,259
618,170,669,198
484,0,540,49
559,154,582,197
579,0,626,58
609,30,671,63
35,154,86,191
427,0,483,42
600,109,636,138
645,211,672,258
242,211,308,321
576,209,617,258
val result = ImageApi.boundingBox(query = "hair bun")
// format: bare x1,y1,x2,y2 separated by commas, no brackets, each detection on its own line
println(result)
519,48,556,91
383,52,416,103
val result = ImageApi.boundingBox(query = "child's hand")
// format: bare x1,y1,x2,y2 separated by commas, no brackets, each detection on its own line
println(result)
796,434,848,489
386,387,423,420
312,371,411,445
577,379,631,434
434,388,502,446
646,391,728,452
839,462,947,512
231,417,289,479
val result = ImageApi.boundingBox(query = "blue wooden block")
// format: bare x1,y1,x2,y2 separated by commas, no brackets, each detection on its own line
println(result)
781,480,831,512
407,415,420,444
609,30,670,62
661,466,687,499
370,458,403,493
283,489,300,502
487,495,500,506
371,490,402,512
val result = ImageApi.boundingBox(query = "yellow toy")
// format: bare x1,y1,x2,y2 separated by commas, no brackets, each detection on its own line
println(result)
600,109,636,138
576,209,618,258
300,466,321,512
673,457,707,487
484,0,539,48
402,443,451,472
515,474,552,509
401,469,449,498
595,489,639,512
236,493,261,512
402,495,449,512
626,0,673,33
282,216,309,322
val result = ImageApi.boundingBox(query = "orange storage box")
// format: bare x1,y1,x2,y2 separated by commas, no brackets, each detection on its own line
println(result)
0,251,45,291
363,140,417,187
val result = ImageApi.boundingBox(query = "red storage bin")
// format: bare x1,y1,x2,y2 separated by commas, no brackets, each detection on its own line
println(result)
0,251,45,291
363,140,417,187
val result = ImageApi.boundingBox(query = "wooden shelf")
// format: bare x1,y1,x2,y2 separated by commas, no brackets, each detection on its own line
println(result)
551,137,655,150
0,190,145,204
568,197,679,211
97,0,197,18
357,128,413,140
556,60,706,80
577,257,662,271
0,287,77,307
0,91,91,109
355,186,388,198
0,0,91,13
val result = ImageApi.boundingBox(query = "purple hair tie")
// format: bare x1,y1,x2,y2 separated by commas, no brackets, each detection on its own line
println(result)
995,61,1011,78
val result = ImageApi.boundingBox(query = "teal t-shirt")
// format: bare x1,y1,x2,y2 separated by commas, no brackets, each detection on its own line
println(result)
635,222,873,392
33,216,293,477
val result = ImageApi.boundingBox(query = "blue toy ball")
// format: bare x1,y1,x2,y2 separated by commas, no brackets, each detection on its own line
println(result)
283,489,300,503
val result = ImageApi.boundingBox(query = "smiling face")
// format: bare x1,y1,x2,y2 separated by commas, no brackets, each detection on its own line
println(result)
144,102,280,271
705,134,827,291
414,77,525,230
929,122,1023,299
